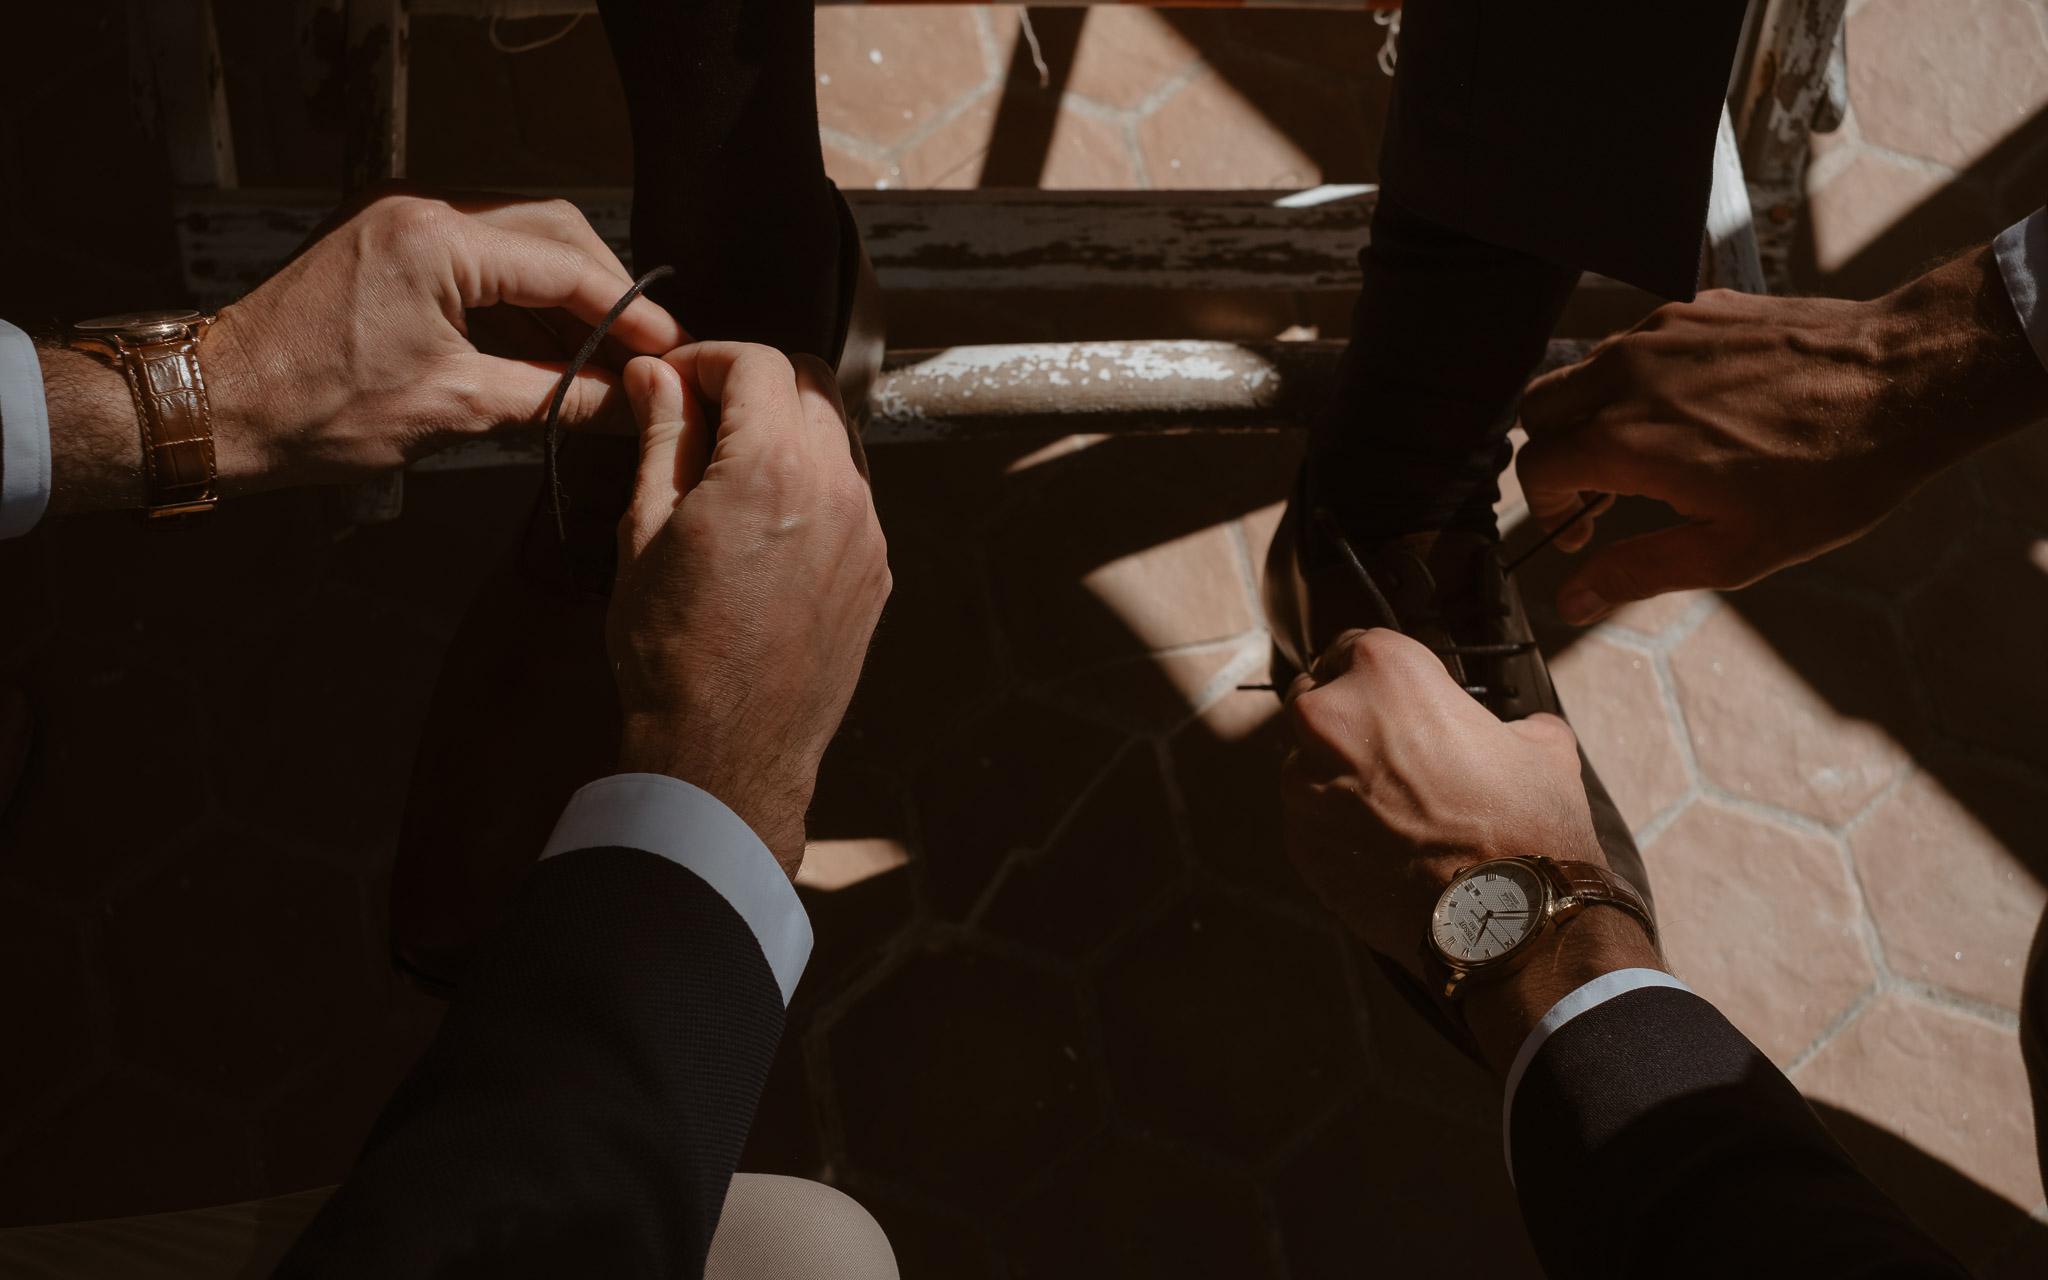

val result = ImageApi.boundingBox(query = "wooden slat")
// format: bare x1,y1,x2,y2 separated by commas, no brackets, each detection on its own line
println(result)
174,186,1390,308
132,0,238,189
176,186,1645,312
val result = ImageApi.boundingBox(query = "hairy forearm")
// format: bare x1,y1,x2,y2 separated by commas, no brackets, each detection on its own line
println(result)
1869,241,2048,466
38,345,144,515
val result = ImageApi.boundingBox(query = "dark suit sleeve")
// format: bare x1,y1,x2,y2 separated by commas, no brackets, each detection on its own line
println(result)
272,846,785,1280
1509,986,1968,1279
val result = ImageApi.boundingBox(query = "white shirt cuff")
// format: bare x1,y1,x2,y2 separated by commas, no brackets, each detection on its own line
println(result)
540,773,812,1006
1500,967,1694,1177
1994,208,2048,374
0,319,51,540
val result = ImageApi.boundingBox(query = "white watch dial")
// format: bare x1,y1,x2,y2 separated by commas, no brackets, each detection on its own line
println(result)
1432,862,1545,964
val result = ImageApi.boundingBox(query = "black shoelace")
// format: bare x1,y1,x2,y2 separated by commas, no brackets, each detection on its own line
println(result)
539,263,676,541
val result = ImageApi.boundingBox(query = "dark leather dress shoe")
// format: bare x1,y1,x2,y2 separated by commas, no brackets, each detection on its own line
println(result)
1262,475,1656,1060
389,187,882,998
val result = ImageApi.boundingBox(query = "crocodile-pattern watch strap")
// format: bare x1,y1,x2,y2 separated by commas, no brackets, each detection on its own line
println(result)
116,330,218,518
1541,858,1657,942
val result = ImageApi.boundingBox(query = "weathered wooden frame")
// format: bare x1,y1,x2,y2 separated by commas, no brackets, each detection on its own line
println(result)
134,1,1816,511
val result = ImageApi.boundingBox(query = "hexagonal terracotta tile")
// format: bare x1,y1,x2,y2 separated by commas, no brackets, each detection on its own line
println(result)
1000,1130,1277,1280
1031,640,1254,734
1603,589,1709,638
1093,889,1364,1162
1168,689,1317,912
1849,756,2048,1011
1175,40,1377,186
0,642,211,902
892,90,1000,190
0,892,97,1132
1040,108,1141,190
979,746,1179,961
1645,802,1876,1064
1548,638,1690,831
1849,0,2048,169
1276,1089,1542,1280
1064,7,1202,111
840,529,1005,770
1137,70,1320,190
816,7,996,152
0,1073,258,1225
1796,993,2044,1235
1905,524,2048,776
824,941,1102,1211
985,436,1283,682
1670,583,1917,825
1805,150,2000,296
106,834,376,1101
911,698,1126,918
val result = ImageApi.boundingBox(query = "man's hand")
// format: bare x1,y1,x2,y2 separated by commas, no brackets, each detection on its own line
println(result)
45,185,686,514
1283,629,1660,1072
1516,246,2048,625
607,342,890,878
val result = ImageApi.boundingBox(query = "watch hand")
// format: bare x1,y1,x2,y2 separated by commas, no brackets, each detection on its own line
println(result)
1468,910,1493,953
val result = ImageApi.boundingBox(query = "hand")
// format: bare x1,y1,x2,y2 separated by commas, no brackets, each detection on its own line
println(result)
1516,246,2048,625
44,184,686,514
1282,629,1658,1072
607,342,891,877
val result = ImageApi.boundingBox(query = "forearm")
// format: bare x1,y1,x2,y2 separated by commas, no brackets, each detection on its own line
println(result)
38,345,144,516
1868,240,2048,468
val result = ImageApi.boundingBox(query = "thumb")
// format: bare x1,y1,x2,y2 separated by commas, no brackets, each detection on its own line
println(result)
1553,521,1736,625
619,356,693,557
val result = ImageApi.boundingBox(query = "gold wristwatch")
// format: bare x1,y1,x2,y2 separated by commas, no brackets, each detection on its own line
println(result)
70,309,219,520
1422,856,1655,999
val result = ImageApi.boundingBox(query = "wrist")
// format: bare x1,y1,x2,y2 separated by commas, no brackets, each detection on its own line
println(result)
39,345,144,516
617,717,810,878
1868,243,2048,464
1459,905,1664,1076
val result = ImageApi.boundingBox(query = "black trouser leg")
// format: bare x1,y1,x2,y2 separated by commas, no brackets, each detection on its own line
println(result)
597,0,843,359
1307,191,1580,547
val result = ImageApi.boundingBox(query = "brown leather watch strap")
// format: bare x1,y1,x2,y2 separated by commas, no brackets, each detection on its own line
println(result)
1540,857,1657,943
115,329,220,518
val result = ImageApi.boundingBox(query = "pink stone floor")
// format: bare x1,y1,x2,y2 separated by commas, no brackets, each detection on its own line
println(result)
3,4,2048,1277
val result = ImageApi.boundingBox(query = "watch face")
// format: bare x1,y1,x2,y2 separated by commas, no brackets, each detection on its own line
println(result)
1431,860,1546,965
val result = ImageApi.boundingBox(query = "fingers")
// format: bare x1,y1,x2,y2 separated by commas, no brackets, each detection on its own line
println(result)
461,196,636,293
1552,520,1745,625
662,342,821,467
461,220,686,357
620,356,707,557
789,352,869,481
459,351,628,436
1520,336,1626,438
1287,627,1478,768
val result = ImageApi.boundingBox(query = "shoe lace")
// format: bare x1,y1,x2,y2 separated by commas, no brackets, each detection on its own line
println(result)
540,263,677,542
